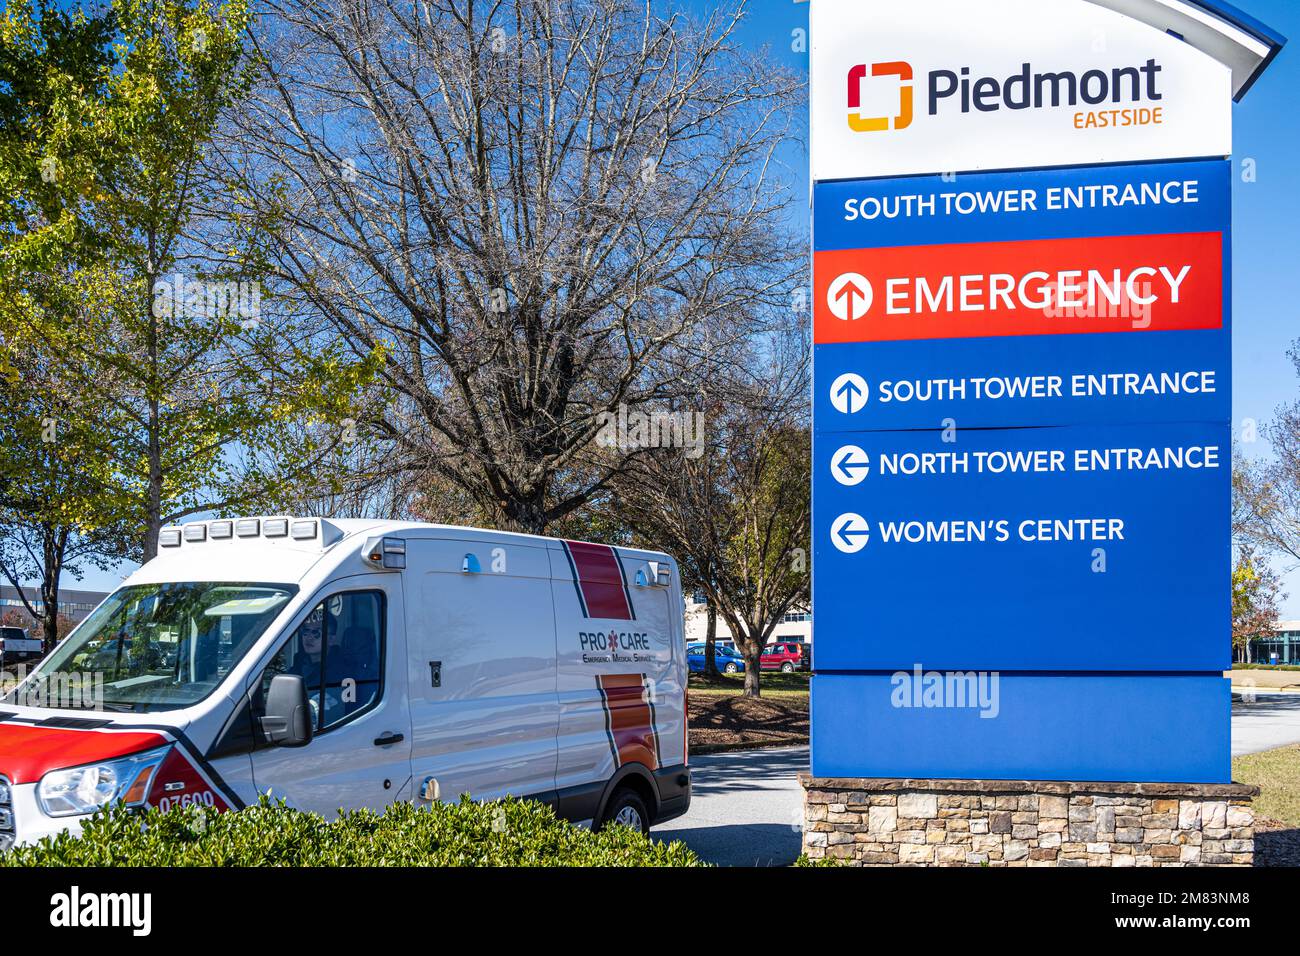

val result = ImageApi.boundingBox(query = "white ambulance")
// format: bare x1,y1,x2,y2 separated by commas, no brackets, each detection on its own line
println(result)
0,518,690,850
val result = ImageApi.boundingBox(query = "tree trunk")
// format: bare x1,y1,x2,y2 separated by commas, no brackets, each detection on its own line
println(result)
39,525,67,654
704,603,719,679
742,638,762,698
142,266,163,563
503,490,548,536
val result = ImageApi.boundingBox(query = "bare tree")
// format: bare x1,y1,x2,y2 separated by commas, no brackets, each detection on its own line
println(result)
222,0,803,532
1235,345,1300,568
616,319,810,697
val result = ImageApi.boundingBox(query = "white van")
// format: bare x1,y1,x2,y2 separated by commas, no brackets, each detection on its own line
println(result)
0,518,690,850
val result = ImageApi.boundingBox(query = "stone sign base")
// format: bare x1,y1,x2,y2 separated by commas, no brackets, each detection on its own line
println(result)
800,775,1258,866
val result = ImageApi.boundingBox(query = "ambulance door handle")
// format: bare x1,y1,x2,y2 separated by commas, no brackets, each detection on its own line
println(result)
373,732,405,747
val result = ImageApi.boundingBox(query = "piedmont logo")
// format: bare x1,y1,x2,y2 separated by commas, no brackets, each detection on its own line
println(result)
848,58,1165,133
847,62,913,132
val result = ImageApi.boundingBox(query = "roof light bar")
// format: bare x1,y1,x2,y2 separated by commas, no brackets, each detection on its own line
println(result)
159,528,182,548
209,520,233,540
291,519,318,540
183,524,207,543
235,518,260,537
263,518,289,538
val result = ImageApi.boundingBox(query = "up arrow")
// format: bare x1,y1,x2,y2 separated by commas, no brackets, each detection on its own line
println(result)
834,280,866,311
827,272,872,320
829,373,869,415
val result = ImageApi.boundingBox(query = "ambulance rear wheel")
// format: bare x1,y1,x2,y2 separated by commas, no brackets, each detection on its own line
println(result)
600,788,650,836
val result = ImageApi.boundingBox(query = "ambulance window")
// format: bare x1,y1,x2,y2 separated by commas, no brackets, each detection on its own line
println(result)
261,590,385,734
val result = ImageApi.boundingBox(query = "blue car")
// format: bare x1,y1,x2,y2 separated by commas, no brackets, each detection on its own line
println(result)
686,642,746,674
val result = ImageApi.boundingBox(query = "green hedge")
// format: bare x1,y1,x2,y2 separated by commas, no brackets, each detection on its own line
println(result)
1233,662,1300,672
1,796,706,867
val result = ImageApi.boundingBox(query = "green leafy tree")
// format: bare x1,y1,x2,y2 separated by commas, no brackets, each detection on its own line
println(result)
1232,548,1283,663
0,351,129,650
3,0,379,566
0,1,128,640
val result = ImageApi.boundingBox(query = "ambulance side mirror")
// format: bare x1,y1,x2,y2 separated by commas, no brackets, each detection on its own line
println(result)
262,674,314,748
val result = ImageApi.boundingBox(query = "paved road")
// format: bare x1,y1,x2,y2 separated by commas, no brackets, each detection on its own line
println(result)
657,703,1300,865
654,746,807,867
1232,691,1300,756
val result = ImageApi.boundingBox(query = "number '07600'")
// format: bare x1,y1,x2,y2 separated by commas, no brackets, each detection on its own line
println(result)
156,790,217,811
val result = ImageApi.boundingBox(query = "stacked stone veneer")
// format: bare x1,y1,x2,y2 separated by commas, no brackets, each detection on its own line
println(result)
801,775,1258,866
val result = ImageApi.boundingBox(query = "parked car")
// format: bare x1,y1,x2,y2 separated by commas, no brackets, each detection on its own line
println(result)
0,626,43,668
0,517,690,848
686,642,746,675
761,640,810,673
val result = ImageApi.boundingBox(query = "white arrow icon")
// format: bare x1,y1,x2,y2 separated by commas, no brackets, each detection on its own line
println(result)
832,445,870,486
829,373,869,414
827,273,872,321
831,513,871,554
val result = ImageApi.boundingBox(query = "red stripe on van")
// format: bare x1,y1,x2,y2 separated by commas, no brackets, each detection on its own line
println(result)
146,746,236,812
0,724,170,784
564,541,634,620
596,674,659,771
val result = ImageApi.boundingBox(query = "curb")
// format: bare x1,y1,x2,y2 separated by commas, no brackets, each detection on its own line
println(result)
690,738,809,756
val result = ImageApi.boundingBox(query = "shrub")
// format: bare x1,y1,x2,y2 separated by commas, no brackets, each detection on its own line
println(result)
1,796,706,867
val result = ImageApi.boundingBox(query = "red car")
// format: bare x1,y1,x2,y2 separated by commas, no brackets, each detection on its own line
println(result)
761,641,810,672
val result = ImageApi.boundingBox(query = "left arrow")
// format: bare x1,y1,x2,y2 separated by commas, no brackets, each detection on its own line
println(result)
832,445,870,486
831,513,870,554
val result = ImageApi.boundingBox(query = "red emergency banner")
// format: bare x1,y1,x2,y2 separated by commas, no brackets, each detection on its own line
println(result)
813,231,1223,343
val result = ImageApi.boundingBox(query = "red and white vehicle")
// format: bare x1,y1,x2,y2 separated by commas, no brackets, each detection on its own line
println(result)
0,518,690,851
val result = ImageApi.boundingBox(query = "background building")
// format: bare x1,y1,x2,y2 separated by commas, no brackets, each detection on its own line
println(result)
1240,621,1300,665
684,594,812,648
0,586,110,628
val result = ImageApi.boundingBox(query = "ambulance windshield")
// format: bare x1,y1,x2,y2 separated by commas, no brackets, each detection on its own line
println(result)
6,582,297,713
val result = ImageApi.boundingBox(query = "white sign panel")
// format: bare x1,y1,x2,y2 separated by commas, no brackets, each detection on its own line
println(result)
811,0,1234,181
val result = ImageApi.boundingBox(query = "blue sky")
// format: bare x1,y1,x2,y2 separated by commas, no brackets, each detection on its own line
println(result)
66,0,1300,616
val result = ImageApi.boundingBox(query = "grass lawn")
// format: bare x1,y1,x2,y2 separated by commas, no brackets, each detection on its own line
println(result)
1233,744,1300,828
688,670,810,700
